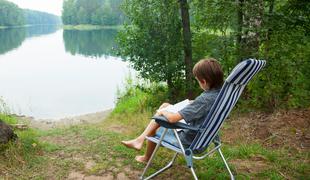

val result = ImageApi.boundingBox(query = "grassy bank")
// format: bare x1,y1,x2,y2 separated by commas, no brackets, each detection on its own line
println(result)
62,24,123,30
0,85,309,179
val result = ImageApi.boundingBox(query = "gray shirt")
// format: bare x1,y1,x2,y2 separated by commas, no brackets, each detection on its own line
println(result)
178,88,220,147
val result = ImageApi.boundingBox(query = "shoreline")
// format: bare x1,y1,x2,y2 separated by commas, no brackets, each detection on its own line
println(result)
62,24,123,31
14,109,113,130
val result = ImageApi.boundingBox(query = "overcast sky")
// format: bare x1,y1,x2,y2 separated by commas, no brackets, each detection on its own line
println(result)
7,0,64,16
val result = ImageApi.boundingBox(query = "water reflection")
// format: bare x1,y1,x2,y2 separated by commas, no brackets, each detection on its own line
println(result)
26,25,60,38
0,25,59,55
0,28,26,54
0,28,131,120
63,29,117,58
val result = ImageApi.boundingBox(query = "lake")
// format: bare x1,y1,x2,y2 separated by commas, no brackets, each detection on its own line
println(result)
0,25,133,120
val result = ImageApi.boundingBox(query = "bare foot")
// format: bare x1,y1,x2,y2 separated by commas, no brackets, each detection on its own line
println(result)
121,139,143,151
135,155,149,163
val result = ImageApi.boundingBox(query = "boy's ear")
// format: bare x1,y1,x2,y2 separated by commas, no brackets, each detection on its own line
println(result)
199,79,206,84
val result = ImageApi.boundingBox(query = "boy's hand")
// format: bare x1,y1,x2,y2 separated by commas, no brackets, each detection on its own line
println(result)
159,102,171,109
160,111,183,123
155,110,164,116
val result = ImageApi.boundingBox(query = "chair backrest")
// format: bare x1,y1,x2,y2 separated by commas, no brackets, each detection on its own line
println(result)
189,59,266,152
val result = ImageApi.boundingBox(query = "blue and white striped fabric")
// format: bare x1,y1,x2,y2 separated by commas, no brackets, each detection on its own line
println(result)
190,59,266,152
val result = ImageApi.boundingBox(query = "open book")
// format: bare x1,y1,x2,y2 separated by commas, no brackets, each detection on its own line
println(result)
157,99,190,125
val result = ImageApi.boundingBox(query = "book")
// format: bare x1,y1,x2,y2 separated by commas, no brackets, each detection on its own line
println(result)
157,99,190,125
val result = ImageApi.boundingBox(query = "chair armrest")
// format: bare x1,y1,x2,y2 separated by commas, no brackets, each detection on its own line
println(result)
152,115,199,132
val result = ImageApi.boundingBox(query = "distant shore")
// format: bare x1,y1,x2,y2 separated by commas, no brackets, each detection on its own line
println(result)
0,24,122,31
0,24,62,29
14,109,112,130
62,24,123,30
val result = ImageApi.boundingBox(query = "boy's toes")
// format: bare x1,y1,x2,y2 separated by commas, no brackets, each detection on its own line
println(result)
121,140,142,151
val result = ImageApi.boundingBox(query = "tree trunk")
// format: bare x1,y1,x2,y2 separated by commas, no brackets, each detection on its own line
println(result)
179,0,194,99
238,0,263,60
167,76,178,101
266,0,274,43
236,0,244,62
254,0,264,58
266,0,276,109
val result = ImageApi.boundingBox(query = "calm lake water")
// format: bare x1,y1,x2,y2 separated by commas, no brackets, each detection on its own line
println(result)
0,25,133,120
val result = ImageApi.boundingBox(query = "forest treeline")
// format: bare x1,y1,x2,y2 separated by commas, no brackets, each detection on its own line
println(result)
24,10,61,25
62,0,124,26
0,0,60,27
117,0,310,110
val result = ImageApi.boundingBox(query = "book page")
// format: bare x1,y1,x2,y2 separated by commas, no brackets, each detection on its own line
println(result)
157,99,190,125
158,99,190,113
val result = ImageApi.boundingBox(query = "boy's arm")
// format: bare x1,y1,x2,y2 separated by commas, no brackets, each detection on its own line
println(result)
157,111,183,123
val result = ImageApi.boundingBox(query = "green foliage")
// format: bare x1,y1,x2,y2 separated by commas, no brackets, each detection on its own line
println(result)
192,0,237,33
117,0,184,94
192,0,310,110
245,0,310,109
118,0,309,109
62,0,125,26
0,114,17,125
113,77,169,114
0,0,25,26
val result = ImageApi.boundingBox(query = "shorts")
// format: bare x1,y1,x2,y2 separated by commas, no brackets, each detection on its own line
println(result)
154,127,180,148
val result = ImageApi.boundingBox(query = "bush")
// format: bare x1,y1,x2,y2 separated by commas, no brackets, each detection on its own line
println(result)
113,77,169,114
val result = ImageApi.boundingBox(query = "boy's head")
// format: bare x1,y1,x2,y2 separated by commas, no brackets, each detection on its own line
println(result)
193,58,224,90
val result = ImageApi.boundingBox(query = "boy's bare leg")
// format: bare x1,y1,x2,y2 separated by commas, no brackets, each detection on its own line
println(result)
121,103,170,151
135,140,156,163
121,120,159,150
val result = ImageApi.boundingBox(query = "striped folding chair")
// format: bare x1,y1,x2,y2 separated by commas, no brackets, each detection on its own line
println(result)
140,59,266,180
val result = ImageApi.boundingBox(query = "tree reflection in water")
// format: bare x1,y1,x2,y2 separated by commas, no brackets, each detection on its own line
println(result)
63,29,118,58
0,25,60,55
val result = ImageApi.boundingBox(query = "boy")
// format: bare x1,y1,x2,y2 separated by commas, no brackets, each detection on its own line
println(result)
121,58,224,163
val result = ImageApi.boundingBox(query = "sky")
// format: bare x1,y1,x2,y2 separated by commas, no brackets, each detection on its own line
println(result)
7,0,64,16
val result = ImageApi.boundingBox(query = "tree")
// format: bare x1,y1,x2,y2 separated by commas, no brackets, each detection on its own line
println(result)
117,0,185,98
62,0,125,26
179,0,194,98
77,7,88,24
0,0,25,26
62,0,77,25
24,9,61,25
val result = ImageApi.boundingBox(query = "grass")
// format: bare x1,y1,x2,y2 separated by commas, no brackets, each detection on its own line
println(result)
0,85,309,179
1,112,309,179
0,114,17,125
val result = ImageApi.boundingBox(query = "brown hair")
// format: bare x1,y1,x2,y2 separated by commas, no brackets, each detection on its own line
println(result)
193,58,224,89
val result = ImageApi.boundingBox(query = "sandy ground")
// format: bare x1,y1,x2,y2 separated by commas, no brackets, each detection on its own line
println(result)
15,109,112,130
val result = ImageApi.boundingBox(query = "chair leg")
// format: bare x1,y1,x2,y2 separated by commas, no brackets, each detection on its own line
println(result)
217,148,234,180
190,167,198,180
140,129,170,180
140,152,178,180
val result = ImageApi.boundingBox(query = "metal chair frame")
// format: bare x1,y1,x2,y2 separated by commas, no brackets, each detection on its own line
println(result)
140,128,234,180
